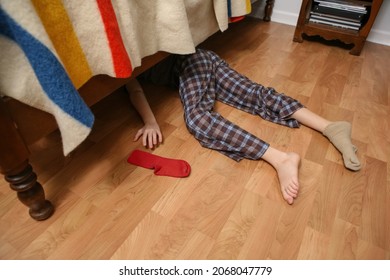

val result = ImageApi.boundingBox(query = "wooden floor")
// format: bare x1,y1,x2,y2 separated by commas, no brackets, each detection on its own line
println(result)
1,19,389,260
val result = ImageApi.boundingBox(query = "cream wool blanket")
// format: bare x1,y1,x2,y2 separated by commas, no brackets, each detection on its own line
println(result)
0,0,251,155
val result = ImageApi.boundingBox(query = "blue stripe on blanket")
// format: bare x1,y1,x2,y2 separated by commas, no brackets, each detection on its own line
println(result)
0,7,94,128
227,0,232,17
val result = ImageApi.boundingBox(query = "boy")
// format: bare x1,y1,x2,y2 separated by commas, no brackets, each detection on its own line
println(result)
127,49,361,204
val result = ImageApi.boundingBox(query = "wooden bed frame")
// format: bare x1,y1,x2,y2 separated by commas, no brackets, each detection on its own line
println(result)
0,1,274,221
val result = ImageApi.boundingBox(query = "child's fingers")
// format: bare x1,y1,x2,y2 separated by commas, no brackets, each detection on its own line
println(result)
157,131,163,143
142,134,148,147
144,131,153,149
138,129,162,149
148,133,154,149
152,133,157,145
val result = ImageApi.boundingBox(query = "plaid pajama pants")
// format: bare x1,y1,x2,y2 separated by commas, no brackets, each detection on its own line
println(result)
176,49,304,162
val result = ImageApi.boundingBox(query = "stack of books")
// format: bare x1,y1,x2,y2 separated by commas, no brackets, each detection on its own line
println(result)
309,0,371,31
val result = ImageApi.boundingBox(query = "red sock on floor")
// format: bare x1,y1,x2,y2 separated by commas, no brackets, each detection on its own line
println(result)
127,150,191,178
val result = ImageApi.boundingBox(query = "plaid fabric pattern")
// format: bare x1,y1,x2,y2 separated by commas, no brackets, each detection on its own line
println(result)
178,49,304,161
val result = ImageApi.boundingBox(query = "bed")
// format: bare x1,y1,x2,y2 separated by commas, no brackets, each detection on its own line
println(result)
0,0,275,220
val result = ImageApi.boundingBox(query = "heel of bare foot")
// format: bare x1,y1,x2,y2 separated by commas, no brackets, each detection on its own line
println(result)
323,121,361,171
274,152,301,205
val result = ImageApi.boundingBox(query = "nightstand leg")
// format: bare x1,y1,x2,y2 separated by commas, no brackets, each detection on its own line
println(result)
293,30,304,43
350,39,365,56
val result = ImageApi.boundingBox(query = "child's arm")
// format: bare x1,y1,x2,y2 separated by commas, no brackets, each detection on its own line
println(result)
126,79,163,149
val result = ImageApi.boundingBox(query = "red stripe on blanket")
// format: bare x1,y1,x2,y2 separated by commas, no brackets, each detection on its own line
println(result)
96,0,132,77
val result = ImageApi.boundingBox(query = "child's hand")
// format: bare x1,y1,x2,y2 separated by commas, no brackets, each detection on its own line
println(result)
134,123,163,149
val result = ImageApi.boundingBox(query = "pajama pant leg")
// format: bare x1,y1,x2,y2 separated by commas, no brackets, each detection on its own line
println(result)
178,49,304,162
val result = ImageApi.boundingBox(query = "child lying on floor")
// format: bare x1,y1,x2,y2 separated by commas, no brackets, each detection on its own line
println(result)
126,49,361,204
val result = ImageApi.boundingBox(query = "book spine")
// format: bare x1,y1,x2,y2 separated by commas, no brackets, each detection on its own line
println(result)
310,13,361,27
315,0,367,13
309,18,359,30
310,11,361,23
312,5,365,20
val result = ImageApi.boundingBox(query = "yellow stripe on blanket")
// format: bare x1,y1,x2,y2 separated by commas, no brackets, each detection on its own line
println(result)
246,0,252,14
230,0,252,17
31,0,92,88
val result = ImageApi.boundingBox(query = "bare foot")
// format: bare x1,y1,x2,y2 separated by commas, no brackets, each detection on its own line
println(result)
273,152,301,204
262,148,301,204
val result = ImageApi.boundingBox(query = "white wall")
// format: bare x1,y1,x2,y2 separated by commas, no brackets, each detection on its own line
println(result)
251,0,390,46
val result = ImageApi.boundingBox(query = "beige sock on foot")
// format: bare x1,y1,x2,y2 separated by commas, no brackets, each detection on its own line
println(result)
323,121,361,171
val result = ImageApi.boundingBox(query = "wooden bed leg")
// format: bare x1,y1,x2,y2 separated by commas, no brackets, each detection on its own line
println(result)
263,0,275,22
0,99,54,221
4,162,54,220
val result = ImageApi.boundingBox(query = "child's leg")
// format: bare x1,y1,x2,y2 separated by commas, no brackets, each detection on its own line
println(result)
291,108,361,171
289,108,331,132
261,147,300,205
179,49,300,204
205,50,361,172
179,49,269,161
201,50,305,128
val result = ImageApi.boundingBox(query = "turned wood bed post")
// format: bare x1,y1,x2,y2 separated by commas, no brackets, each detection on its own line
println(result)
0,99,54,220
263,0,275,22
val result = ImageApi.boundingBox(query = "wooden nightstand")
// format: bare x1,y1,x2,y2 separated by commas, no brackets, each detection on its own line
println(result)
293,0,383,55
